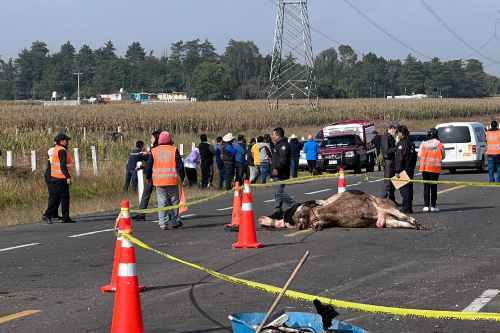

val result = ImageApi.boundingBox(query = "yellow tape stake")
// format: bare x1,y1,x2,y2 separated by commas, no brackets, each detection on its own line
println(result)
0,310,41,325
122,233,500,322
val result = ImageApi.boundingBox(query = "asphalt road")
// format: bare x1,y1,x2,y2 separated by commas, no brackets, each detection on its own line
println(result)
1,170,500,333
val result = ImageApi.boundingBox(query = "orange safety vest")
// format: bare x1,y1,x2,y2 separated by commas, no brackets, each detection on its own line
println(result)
50,145,73,179
486,130,500,156
418,139,444,174
152,145,178,187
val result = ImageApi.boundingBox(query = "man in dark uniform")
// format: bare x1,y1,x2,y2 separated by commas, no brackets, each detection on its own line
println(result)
42,133,75,224
380,124,398,205
271,127,296,212
395,125,417,214
198,134,215,189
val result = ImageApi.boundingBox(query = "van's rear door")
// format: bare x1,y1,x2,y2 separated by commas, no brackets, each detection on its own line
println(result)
437,126,472,163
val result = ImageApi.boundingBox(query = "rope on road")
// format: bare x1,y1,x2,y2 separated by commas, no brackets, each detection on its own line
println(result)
122,233,500,322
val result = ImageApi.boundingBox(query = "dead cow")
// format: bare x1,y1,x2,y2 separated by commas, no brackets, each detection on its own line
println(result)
259,190,423,231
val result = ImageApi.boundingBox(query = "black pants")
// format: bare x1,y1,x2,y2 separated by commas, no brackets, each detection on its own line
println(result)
274,184,296,211
307,160,317,175
422,172,439,208
44,179,70,220
185,167,197,187
224,164,235,190
200,161,212,188
235,163,248,184
138,180,154,210
123,169,138,192
399,170,414,212
382,159,396,200
290,158,299,178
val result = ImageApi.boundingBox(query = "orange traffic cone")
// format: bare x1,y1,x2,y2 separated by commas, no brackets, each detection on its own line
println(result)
101,200,133,293
110,233,144,332
232,182,263,249
243,179,253,202
102,200,144,293
338,167,347,193
225,182,241,231
179,185,188,214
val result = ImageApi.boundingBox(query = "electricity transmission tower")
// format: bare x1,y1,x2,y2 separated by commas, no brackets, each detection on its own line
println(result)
267,0,318,110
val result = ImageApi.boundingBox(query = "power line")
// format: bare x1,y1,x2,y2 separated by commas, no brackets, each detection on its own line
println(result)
341,0,432,60
420,0,500,65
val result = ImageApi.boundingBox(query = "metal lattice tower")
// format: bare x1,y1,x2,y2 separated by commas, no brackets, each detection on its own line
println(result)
267,0,318,110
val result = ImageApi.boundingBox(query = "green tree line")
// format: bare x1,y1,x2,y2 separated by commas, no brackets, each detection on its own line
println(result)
0,39,498,100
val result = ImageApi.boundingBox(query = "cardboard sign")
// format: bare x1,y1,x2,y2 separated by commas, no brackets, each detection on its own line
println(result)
391,170,411,190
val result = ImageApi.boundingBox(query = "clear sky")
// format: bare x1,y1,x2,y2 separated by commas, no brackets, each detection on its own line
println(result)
2,0,500,74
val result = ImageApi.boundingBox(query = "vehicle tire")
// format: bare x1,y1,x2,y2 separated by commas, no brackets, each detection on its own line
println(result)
449,168,457,174
354,162,362,174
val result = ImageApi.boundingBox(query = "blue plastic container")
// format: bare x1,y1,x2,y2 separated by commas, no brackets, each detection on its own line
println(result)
228,312,367,333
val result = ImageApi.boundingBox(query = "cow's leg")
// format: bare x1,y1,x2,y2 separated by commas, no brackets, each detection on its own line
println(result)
259,216,290,229
376,212,386,228
385,218,418,229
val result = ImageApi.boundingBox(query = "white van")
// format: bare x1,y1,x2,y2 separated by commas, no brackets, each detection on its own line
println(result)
435,122,487,173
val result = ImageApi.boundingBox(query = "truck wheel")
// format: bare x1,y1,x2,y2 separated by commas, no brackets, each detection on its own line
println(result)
449,168,457,174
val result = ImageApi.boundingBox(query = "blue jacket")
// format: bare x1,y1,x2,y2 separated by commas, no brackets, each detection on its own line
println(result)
233,143,247,165
303,139,319,161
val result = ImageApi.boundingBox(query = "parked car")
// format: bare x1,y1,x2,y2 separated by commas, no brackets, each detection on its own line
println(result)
435,122,487,173
318,120,377,173
409,132,427,153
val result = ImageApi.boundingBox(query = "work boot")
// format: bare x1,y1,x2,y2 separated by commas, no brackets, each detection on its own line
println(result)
159,224,169,230
42,215,53,225
171,220,183,229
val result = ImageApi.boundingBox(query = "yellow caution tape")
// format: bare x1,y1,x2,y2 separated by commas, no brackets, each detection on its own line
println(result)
364,175,500,187
131,173,341,214
122,233,500,322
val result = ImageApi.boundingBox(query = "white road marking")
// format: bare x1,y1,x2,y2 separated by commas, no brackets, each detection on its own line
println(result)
346,182,362,187
181,214,197,219
0,243,40,253
217,207,233,211
305,188,332,195
264,199,275,203
68,229,114,238
463,289,500,312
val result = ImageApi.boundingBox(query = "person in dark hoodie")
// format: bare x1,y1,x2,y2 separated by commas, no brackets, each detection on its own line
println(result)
271,127,296,213
222,133,237,190
124,140,145,192
135,130,161,220
289,134,302,178
198,134,215,189
395,125,417,214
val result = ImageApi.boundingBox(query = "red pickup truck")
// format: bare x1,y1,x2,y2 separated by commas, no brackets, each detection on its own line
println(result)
317,120,377,173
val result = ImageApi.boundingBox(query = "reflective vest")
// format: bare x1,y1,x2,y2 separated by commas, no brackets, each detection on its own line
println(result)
152,145,178,186
50,145,73,179
418,139,444,174
486,130,500,156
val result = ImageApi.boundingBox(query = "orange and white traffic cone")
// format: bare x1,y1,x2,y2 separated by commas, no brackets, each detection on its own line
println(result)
337,167,347,193
225,182,241,231
232,182,263,249
110,232,144,332
101,200,133,293
101,200,144,293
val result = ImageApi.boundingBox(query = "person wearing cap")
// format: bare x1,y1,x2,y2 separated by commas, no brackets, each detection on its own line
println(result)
289,134,302,178
42,133,75,224
418,128,445,212
135,130,162,220
271,127,296,212
303,134,319,175
380,124,399,205
222,133,237,190
146,131,185,230
486,120,500,182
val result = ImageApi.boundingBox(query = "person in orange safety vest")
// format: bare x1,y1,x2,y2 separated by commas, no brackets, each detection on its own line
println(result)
486,120,500,183
42,132,75,224
145,131,185,230
418,128,445,212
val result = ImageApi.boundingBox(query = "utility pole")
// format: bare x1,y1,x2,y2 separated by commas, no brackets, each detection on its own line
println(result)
73,72,83,105
267,0,318,110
